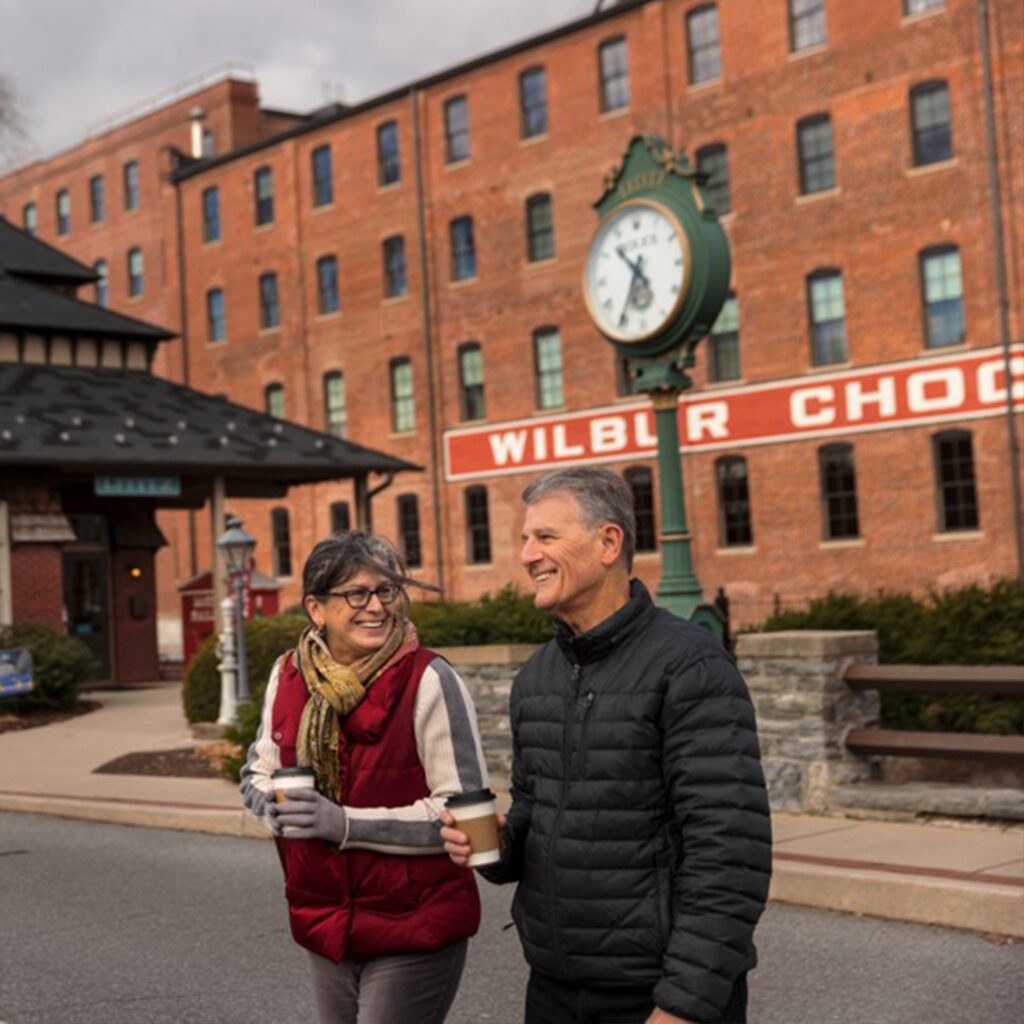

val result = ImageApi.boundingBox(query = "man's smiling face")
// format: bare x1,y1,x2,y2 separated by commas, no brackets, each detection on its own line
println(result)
520,492,609,625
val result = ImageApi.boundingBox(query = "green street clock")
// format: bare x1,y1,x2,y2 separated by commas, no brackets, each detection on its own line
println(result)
583,135,731,363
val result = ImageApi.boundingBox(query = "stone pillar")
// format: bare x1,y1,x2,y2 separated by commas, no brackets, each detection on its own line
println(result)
736,630,880,813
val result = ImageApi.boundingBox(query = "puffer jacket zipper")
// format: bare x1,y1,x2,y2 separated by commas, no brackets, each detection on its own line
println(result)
545,659,582,978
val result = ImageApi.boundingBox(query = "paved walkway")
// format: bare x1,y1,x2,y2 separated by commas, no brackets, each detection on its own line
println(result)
1,684,1021,937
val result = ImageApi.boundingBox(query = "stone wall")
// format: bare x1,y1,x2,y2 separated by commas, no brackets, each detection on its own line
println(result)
737,630,880,813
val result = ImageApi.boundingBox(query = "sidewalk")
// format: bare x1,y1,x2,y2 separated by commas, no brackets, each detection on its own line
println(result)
1,685,1021,937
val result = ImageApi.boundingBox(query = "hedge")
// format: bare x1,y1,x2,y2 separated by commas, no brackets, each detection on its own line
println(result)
0,623,96,713
755,579,1024,735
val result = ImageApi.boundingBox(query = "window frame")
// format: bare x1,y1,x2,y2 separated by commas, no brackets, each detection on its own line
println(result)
686,5,722,86
55,189,70,236
382,234,408,298
206,287,226,342
323,370,346,439
254,165,275,226
89,175,105,224
715,455,753,547
818,443,860,540
708,293,740,383
904,0,944,16
264,382,286,420
910,80,953,166
525,193,555,262
797,113,836,195
533,326,564,410
127,246,144,298
458,342,486,422
94,259,108,307
624,466,657,553
519,66,549,139
933,430,979,532
270,507,293,577
123,161,140,212
598,36,630,113
201,186,220,243
330,501,351,535
464,486,492,564
919,244,965,349
377,120,401,186
695,142,731,215
397,493,423,568
444,95,470,164
311,144,333,207
316,255,340,315
449,216,477,282
806,268,848,365
390,357,415,433
22,202,37,235
789,0,827,53
258,271,280,330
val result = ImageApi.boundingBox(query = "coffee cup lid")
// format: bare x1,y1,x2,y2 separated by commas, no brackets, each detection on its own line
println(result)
445,788,496,808
271,767,316,779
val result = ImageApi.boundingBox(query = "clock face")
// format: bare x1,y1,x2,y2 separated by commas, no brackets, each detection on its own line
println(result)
583,199,690,344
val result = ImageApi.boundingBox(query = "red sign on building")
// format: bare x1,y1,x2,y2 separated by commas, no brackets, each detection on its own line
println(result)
444,345,1024,481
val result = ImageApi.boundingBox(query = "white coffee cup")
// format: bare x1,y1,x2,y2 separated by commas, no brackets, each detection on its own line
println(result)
445,788,501,867
271,768,316,804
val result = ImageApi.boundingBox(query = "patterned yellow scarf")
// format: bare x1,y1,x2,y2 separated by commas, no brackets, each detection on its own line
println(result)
294,616,418,801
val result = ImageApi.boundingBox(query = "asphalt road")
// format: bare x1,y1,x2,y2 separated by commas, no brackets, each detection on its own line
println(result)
0,813,1020,1024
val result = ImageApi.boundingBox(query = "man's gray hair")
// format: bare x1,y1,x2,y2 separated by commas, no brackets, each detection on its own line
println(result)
522,467,637,571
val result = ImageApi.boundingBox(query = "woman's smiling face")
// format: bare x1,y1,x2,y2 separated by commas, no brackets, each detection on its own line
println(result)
304,568,400,663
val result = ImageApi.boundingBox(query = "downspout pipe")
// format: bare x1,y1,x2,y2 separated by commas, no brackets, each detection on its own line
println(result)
978,0,1024,578
411,86,447,594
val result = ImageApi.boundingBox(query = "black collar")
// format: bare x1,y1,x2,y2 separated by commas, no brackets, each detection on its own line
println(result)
554,579,656,666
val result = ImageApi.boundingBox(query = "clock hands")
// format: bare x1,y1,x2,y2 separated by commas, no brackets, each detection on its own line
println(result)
616,248,654,327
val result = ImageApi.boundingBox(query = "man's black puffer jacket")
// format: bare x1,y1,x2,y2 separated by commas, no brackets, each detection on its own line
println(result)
483,581,772,1023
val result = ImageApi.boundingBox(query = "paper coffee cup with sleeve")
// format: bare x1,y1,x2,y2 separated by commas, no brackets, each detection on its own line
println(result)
445,788,501,867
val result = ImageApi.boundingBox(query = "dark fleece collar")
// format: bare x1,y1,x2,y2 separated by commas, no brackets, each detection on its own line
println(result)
554,579,657,666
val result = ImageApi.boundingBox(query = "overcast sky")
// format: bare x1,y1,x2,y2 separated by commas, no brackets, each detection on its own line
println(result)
1,0,596,166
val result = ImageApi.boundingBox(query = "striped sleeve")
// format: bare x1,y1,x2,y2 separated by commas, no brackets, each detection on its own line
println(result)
343,656,490,855
238,655,285,833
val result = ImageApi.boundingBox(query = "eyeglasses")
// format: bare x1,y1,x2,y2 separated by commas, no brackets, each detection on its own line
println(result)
323,584,402,609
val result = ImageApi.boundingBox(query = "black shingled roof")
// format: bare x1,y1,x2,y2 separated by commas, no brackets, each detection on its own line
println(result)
0,363,419,487
0,216,97,284
0,271,174,340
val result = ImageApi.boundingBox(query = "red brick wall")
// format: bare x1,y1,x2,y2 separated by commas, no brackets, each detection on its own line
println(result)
9,545,64,632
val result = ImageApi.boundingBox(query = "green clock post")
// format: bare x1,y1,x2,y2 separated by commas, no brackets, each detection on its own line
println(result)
582,135,731,639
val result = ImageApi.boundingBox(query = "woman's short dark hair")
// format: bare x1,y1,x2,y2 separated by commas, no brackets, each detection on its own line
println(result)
521,467,637,571
302,531,408,603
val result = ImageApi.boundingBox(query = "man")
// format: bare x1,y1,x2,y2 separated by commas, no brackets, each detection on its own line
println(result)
442,467,771,1024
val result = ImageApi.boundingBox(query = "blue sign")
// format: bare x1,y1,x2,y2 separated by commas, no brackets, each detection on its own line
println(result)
94,476,181,498
0,649,34,698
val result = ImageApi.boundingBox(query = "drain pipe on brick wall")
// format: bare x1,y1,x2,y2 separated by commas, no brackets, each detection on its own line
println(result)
978,0,1024,578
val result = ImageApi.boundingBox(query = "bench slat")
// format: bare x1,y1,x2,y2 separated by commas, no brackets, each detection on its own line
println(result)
846,727,1024,763
844,664,1024,696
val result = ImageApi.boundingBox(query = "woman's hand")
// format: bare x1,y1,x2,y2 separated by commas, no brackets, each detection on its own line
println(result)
267,788,348,845
439,810,507,867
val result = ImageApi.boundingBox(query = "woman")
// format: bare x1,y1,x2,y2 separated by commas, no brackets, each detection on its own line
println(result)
240,531,489,1023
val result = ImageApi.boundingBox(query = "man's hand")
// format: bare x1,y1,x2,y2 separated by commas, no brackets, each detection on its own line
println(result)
645,1009,695,1024
440,809,507,867
266,788,347,845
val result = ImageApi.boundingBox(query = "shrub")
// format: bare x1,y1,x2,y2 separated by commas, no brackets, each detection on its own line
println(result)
755,579,1024,734
410,585,551,647
0,623,96,712
182,614,306,724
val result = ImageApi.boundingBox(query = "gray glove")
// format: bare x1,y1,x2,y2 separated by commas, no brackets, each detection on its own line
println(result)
267,788,348,845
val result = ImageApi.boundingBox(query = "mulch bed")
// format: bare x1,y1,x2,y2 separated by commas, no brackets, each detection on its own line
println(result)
0,699,101,734
94,742,239,779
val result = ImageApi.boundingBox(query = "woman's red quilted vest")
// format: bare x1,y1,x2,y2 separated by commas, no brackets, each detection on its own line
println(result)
272,645,481,962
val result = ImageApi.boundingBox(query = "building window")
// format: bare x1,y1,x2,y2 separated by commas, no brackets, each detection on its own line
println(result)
444,95,469,163
390,357,415,433
311,145,333,207
708,294,740,382
22,202,37,236
94,260,108,307
207,288,226,342
624,467,657,552
525,193,555,262
397,494,423,568
254,166,274,226
123,161,140,211
534,327,564,409
259,272,280,329
330,501,351,534
797,114,835,194
716,456,753,547
920,246,965,349
687,6,722,85
450,216,477,281
519,66,548,138
383,235,407,298
905,0,944,15
696,143,730,215
790,0,827,52
377,120,400,186
807,270,847,365
458,342,485,421
616,354,634,397
55,189,70,235
202,186,220,243
323,371,346,438
934,431,978,531
265,383,285,419
465,486,491,564
202,128,215,157
89,175,105,223
819,444,860,540
598,37,630,112
271,507,292,577
911,81,953,166
127,247,143,297
317,255,339,314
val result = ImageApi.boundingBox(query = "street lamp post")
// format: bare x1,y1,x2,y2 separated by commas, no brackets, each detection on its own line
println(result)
216,516,256,707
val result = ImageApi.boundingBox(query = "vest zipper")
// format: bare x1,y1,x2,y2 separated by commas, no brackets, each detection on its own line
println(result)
545,660,582,978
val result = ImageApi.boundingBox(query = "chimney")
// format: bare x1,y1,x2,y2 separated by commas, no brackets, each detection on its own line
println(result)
188,106,206,159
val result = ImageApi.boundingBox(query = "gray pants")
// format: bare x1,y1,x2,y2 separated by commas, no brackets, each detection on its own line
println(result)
307,939,468,1024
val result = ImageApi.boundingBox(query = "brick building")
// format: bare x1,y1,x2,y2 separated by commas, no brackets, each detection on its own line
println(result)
1,0,1021,655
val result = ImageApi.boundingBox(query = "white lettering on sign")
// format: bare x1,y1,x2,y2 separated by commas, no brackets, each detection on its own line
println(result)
846,378,896,421
790,386,836,427
443,345,1023,480
686,401,729,441
907,367,965,413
